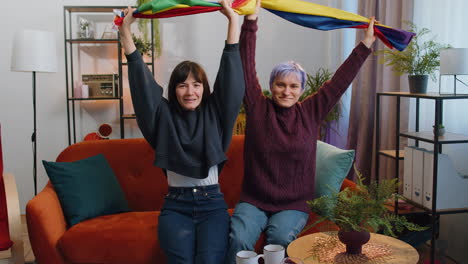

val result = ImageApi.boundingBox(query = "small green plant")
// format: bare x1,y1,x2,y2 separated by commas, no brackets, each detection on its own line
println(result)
300,68,333,101
132,34,153,57
137,0,162,57
303,166,427,237
433,124,444,129
376,21,451,81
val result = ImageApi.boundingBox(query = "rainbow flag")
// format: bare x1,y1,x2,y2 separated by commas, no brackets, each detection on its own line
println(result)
114,0,414,51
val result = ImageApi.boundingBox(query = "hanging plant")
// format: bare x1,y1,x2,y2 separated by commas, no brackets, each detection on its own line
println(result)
132,34,152,57
136,0,162,57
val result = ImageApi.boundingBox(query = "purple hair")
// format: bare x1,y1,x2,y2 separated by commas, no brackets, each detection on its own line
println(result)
269,61,307,90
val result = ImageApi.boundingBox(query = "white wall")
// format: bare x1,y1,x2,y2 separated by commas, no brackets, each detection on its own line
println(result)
1,0,351,213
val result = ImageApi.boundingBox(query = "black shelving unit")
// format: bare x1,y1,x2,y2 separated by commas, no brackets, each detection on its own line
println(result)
375,92,468,264
64,6,154,144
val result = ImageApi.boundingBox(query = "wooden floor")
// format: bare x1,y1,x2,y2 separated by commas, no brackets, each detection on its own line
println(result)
0,216,458,264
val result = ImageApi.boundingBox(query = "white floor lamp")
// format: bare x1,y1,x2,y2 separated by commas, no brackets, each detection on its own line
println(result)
10,29,58,196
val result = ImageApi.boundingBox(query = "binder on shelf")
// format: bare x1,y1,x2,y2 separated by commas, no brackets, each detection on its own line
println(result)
423,150,468,210
403,146,414,200
411,148,424,205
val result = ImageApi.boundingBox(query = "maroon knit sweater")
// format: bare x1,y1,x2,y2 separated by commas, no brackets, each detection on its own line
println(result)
239,19,371,213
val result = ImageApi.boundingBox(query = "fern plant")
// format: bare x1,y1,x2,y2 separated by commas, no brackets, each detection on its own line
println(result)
304,166,427,237
376,21,450,81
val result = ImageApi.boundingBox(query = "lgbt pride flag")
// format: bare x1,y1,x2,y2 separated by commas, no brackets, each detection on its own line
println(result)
115,0,414,51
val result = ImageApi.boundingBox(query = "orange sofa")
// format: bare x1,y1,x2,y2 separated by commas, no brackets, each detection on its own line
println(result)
26,136,354,264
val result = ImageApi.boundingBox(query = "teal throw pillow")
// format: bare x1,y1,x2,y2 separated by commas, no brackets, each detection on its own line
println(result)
43,154,130,227
315,141,355,198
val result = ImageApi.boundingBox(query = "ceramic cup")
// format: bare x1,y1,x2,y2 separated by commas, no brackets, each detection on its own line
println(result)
263,244,285,264
236,250,263,264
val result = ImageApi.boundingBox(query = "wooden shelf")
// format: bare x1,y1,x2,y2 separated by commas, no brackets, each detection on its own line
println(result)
64,6,127,12
395,198,468,215
378,92,468,100
400,131,468,144
66,39,118,44
122,114,137,119
122,62,153,66
379,150,405,159
385,204,426,215
68,97,120,101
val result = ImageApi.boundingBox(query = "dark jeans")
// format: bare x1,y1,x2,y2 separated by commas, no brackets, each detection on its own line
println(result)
158,184,229,264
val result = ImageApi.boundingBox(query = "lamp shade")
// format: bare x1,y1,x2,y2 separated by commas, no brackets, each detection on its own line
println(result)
10,29,57,73
440,48,468,75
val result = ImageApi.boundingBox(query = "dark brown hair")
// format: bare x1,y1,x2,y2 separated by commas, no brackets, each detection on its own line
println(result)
168,61,210,111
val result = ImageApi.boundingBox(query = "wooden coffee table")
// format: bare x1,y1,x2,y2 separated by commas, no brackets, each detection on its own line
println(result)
287,231,419,264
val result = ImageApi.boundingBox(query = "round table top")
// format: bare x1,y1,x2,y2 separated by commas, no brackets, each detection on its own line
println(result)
287,231,419,264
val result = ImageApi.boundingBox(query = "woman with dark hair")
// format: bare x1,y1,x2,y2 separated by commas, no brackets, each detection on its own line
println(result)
225,0,376,263
119,1,244,263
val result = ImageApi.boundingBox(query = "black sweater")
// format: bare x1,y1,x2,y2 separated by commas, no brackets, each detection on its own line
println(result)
126,43,245,179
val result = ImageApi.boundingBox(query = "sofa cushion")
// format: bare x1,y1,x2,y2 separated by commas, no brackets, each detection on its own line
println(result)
58,211,164,264
315,141,355,198
43,154,130,227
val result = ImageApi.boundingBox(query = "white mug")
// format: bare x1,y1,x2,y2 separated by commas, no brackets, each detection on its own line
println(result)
263,244,285,264
236,250,263,264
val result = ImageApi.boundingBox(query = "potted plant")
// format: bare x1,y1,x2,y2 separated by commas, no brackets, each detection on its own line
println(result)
433,124,445,136
304,166,427,254
376,21,451,94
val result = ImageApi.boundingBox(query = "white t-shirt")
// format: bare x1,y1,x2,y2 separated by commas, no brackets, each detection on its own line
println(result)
167,165,218,187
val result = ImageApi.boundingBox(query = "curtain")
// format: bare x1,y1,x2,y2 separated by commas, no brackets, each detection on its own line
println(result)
346,0,414,183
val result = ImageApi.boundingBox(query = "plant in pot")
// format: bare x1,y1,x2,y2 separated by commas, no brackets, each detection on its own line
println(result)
433,124,445,136
376,21,451,94
304,166,427,255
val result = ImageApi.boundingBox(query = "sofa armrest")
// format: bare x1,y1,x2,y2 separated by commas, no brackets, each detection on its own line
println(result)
26,182,68,264
340,178,356,191
3,172,25,264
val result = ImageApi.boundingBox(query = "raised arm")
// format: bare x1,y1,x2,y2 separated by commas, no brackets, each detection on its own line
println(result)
211,0,245,139
219,0,240,44
119,7,137,55
119,7,164,148
301,17,376,122
240,0,264,110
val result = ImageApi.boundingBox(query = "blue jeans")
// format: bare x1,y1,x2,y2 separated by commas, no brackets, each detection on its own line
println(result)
158,184,229,264
225,202,309,264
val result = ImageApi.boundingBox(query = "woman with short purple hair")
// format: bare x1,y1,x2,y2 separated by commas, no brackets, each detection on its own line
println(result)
268,62,307,91
225,0,377,262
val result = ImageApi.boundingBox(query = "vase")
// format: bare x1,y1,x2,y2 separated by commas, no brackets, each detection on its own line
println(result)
408,75,428,94
338,230,370,254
